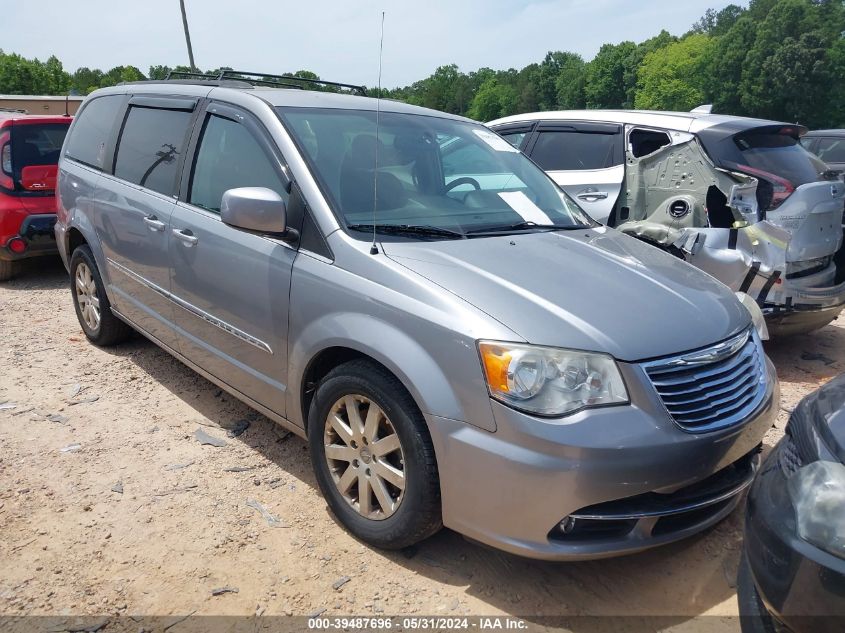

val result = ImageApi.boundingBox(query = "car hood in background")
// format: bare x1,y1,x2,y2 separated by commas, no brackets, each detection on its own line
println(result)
382,227,750,362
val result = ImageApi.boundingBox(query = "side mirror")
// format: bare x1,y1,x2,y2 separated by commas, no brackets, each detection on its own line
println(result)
221,187,291,237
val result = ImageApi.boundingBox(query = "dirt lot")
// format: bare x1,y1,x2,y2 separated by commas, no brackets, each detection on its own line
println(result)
1,258,843,630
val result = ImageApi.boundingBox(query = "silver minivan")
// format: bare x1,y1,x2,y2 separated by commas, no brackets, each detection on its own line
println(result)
56,75,778,560
488,110,845,336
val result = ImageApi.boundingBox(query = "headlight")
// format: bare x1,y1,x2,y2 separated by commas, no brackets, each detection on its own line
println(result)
478,341,629,417
788,460,845,560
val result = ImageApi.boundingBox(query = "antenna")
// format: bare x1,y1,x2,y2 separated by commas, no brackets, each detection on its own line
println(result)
370,10,385,256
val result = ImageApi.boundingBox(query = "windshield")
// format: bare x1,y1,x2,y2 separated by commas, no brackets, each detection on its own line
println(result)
277,107,593,237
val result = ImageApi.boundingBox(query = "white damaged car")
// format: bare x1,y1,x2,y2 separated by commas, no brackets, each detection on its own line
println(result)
488,110,845,336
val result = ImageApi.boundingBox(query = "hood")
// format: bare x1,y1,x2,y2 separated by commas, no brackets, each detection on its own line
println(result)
791,374,845,464
382,227,750,362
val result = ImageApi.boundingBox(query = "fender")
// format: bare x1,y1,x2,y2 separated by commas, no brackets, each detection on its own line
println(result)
66,205,115,295
287,311,497,433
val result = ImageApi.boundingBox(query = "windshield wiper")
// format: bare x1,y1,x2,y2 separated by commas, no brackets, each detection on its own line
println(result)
465,221,584,235
347,224,466,239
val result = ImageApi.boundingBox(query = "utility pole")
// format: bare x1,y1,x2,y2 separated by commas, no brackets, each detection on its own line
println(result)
179,0,197,71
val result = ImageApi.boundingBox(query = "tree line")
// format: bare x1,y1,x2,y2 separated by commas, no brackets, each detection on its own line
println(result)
2,0,843,128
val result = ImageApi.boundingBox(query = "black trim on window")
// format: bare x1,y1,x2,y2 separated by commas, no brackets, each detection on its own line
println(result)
128,96,198,111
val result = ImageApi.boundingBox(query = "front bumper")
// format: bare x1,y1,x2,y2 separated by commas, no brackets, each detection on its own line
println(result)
1,213,58,261
743,440,845,631
428,357,778,560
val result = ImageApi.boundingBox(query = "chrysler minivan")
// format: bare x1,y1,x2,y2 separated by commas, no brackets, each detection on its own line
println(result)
56,75,778,560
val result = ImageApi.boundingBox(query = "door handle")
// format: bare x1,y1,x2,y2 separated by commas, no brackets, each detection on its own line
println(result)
143,215,166,232
172,228,198,247
577,191,609,202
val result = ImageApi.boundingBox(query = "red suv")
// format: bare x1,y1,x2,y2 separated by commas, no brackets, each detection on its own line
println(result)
0,112,72,280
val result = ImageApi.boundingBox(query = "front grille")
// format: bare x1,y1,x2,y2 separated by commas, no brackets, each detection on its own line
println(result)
643,329,767,433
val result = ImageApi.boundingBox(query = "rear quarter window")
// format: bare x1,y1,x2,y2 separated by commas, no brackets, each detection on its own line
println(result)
64,95,124,170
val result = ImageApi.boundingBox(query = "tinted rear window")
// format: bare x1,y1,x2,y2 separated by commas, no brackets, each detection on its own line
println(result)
530,131,620,171
65,95,124,170
114,106,193,195
733,131,826,186
9,123,69,188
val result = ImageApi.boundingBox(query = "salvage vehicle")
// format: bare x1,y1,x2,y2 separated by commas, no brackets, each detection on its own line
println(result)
802,129,845,173
0,110,71,280
56,73,778,559
739,373,845,633
488,110,845,336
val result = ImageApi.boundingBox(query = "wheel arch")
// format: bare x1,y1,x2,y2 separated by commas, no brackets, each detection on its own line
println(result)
288,313,491,432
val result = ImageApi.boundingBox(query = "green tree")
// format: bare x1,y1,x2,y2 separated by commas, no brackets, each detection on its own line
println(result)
702,15,756,114
691,5,745,36
635,34,714,111
623,30,677,108
554,53,587,110
584,41,636,108
467,78,518,121
739,0,845,124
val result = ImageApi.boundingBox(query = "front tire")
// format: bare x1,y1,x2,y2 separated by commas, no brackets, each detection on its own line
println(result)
307,359,442,549
70,245,132,346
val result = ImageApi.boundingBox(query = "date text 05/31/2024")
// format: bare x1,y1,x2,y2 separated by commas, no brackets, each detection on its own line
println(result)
307,617,529,630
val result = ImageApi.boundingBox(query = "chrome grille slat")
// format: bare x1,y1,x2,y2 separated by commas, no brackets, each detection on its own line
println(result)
642,330,767,433
647,343,750,378
661,372,758,406
669,381,759,416
649,349,754,388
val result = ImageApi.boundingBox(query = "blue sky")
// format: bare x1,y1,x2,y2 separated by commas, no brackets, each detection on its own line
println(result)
5,0,741,87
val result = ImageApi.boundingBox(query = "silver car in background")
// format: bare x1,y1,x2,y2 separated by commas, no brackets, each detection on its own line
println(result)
55,76,778,560
488,110,845,336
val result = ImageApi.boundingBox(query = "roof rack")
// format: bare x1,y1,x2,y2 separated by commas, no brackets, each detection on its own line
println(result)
163,70,367,96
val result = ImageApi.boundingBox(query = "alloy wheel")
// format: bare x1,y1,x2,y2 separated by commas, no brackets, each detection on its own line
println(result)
75,262,101,332
323,394,406,520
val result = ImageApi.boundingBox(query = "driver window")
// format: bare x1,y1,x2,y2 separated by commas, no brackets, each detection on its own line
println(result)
190,114,288,213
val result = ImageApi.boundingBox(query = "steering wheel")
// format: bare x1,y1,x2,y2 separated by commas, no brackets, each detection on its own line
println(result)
445,177,481,192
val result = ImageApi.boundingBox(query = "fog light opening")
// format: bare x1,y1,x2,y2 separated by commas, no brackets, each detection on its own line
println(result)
560,516,577,534
7,237,26,254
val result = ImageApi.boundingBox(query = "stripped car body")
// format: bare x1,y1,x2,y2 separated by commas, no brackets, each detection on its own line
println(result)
488,110,845,335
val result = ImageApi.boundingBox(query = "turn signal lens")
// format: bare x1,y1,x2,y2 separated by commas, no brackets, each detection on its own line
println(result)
479,343,512,393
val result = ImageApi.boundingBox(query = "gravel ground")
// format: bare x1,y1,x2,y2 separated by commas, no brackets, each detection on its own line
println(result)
1,257,843,629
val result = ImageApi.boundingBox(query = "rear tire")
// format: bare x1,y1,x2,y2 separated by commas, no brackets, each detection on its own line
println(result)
0,259,20,281
70,245,132,346
307,359,442,549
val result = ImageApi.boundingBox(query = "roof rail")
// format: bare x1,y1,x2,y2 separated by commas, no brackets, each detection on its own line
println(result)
219,70,367,96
